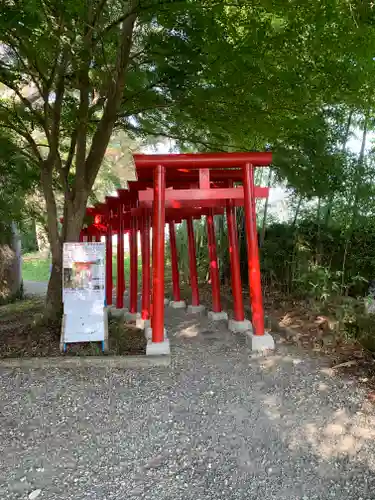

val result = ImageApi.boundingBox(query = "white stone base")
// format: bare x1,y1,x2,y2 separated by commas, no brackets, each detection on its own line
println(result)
187,304,206,314
247,332,275,352
169,300,186,309
110,307,128,318
164,298,170,306
145,327,167,341
146,338,170,356
125,311,141,323
136,318,151,330
228,319,253,333
208,311,228,321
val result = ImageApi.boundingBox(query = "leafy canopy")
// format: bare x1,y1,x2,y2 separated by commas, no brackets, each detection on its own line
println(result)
1,0,375,211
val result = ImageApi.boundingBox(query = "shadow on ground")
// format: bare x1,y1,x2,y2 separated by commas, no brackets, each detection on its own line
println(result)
1,305,375,499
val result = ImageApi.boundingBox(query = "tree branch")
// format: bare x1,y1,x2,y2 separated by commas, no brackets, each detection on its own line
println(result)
0,99,44,162
65,129,78,173
101,0,187,35
75,68,90,181
41,167,61,251
91,0,110,32
84,2,139,190
89,95,107,117
124,122,239,152
0,122,43,162
4,34,46,94
48,48,69,156
0,74,45,127
55,152,71,197
45,17,66,94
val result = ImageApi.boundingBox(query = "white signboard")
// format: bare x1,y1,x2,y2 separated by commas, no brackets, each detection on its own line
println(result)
60,243,108,351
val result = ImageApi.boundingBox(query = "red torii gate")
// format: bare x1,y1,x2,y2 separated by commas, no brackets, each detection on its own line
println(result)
81,152,275,354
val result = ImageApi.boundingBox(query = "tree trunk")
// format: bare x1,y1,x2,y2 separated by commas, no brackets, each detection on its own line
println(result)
316,196,322,265
0,223,22,303
260,168,273,247
291,196,303,228
324,109,353,228
45,252,63,320
41,5,138,321
341,112,368,294
35,221,50,256
44,188,88,321
290,196,303,293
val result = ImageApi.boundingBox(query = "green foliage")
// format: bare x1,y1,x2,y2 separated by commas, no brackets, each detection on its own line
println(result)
1,0,375,203
260,219,374,299
0,130,38,242
22,252,140,282
174,220,209,283
20,221,38,254
2,0,375,315
172,215,231,285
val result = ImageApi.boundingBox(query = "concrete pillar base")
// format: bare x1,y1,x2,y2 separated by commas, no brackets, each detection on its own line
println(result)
169,300,186,309
145,327,168,341
228,319,253,333
136,318,151,330
125,311,141,323
208,311,228,321
187,304,206,314
164,298,170,306
146,338,170,356
110,307,128,318
247,332,275,352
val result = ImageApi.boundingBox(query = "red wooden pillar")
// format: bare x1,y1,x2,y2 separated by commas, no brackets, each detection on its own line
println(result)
243,163,264,335
168,221,181,302
187,217,200,306
129,216,138,313
105,223,113,306
141,212,151,320
79,231,84,242
116,203,125,309
226,186,245,321
206,209,221,312
151,165,166,342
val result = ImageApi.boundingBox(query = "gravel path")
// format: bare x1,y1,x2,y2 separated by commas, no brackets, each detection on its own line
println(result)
1,308,375,499
23,281,48,297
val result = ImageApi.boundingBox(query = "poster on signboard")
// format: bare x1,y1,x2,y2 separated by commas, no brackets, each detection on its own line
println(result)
60,242,108,350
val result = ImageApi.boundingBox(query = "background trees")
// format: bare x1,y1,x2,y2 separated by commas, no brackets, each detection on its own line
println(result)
1,0,375,315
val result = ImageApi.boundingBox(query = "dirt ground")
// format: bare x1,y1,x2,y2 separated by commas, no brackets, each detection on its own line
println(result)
0,298,145,358
2,281,375,388
175,283,375,390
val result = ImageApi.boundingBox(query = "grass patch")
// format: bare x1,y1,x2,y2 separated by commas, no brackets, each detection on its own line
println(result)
22,252,142,283
0,297,146,358
22,255,51,281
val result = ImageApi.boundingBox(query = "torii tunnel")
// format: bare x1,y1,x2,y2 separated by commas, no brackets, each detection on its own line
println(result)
80,152,273,352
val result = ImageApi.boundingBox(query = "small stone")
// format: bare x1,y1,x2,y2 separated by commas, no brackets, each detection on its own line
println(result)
20,477,26,482
292,358,302,365
29,490,42,500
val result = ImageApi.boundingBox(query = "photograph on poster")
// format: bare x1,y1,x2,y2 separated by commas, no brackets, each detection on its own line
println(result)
63,259,104,290
63,243,105,294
